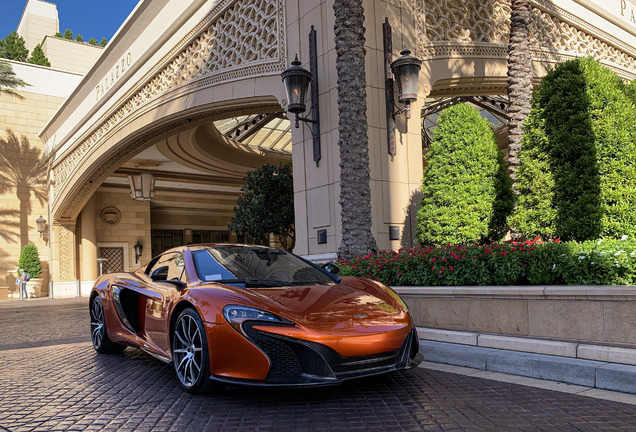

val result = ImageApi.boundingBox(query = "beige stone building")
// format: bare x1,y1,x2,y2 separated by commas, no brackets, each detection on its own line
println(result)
1,0,636,299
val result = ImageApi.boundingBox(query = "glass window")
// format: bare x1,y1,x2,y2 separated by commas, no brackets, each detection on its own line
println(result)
147,252,185,282
191,246,336,286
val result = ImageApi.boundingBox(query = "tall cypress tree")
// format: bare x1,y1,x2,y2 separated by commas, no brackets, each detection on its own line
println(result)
0,31,29,62
417,104,513,245
27,44,50,67
511,57,636,240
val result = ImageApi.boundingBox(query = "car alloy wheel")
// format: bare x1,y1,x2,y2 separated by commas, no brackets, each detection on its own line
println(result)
90,295,125,353
172,308,213,393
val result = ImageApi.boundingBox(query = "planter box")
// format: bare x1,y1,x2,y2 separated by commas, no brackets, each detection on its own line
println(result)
26,278,47,298
395,285,636,348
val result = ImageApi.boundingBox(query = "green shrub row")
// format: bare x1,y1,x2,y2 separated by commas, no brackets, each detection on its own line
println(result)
336,238,636,286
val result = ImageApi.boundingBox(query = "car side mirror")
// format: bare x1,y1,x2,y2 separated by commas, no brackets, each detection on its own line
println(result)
321,263,340,275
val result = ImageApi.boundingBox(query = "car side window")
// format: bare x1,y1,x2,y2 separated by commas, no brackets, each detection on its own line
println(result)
167,253,185,282
148,253,185,282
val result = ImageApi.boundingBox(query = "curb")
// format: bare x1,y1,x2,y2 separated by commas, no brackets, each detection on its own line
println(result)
421,339,636,395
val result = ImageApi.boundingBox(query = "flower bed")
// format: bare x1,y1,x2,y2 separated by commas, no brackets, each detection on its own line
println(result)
337,237,636,286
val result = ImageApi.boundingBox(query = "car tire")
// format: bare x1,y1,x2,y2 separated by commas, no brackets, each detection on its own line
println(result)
172,308,217,393
90,295,126,353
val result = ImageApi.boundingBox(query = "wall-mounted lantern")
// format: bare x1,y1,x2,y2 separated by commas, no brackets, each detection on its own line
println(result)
281,55,312,124
128,172,156,201
383,18,422,160
133,241,143,264
281,26,321,166
36,215,46,236
390,48,422,120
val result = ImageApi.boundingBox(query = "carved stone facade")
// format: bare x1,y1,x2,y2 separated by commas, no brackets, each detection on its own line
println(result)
422,0,636,78
423,0,511,44
51,0,286,218
29,0,636,287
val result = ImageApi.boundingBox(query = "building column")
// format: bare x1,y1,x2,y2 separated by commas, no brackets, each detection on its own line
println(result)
50,219,77,283
80,196,98,282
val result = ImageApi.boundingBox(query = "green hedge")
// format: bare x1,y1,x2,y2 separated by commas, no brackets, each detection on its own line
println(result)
510,57,636,241
336,238,636,286
417,103,513,246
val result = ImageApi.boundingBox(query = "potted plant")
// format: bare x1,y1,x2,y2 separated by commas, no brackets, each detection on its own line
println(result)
17,243,43,297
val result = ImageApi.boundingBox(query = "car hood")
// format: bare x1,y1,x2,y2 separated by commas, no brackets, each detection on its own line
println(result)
236,276,409,329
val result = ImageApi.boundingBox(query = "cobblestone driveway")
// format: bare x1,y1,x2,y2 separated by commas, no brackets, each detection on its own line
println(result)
1,299,636,431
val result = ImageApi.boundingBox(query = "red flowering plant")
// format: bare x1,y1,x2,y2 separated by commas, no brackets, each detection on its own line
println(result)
335,237,636,286
337,242,536,286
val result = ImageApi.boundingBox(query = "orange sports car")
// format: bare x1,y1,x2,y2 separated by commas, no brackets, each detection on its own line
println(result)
90,244,422,393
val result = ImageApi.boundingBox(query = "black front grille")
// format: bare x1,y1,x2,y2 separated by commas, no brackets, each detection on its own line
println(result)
247,330,303,378
242,323,420,384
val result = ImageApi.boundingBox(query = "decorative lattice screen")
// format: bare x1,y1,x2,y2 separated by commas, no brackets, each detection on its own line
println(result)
98,247,124,274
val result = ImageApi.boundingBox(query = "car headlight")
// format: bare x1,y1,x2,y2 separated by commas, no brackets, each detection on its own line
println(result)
222,305,294,332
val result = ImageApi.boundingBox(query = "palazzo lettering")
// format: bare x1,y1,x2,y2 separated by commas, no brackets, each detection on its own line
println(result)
620,0,636,24
95,53,133,101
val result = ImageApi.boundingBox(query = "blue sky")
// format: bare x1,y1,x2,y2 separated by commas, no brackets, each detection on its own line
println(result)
0,0,138,44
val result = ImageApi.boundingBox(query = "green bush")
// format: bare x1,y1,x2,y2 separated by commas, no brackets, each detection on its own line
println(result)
17,243,42,278
511,57,636,241
416,103,513,246
336,238,636,286
228,163,295,251
27,44,50,67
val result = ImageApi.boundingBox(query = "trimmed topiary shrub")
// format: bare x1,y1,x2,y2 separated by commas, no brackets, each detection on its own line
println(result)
510,57,636,241
17,243,42,278
416,103,513,246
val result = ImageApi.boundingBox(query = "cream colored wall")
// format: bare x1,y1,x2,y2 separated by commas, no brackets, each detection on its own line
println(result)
0,61,83,294
93,190,152,270
365,0,424,252
42,37,103,74
0,88,62,294
16,0,59,52
287,0,424,259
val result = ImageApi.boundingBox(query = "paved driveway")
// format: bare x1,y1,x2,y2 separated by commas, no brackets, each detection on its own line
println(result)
1,298,636,431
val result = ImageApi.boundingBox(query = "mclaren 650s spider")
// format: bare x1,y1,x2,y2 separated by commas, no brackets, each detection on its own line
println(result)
90,244,423,393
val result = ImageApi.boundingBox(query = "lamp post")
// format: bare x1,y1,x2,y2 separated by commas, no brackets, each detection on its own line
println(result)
128,172,156,201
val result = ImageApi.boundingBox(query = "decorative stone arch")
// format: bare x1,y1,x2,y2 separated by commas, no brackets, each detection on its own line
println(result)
46,0,292,282
51,94,287,223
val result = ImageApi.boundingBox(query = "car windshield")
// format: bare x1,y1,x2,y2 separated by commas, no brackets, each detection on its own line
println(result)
191,245,336,286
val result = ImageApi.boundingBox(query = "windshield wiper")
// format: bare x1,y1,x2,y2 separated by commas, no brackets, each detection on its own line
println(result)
210,278,328,287
245,278,292,287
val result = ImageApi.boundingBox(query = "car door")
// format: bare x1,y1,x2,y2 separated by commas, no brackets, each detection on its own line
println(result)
143,251,187,358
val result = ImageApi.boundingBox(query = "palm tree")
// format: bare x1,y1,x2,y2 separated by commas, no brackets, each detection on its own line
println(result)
333,0,378,260
0,130,48,247
506,0,533,188
0,60,28,100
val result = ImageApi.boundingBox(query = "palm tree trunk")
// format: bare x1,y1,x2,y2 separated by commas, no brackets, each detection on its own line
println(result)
333,0,378,260
506,0,533,187
17,188,30,248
